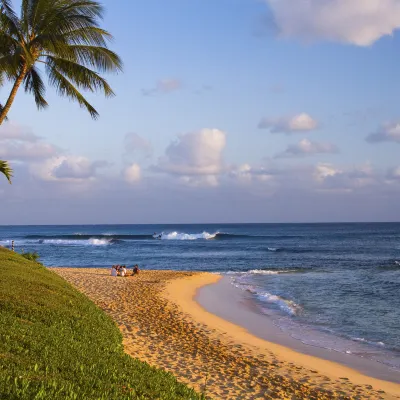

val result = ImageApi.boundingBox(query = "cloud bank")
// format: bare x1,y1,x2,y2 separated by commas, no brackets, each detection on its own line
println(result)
0,122,399,224
265,0,400,46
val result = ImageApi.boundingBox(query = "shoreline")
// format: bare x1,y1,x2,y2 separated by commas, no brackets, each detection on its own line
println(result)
166,273,400,398
195,275,400,383
52,268,400,399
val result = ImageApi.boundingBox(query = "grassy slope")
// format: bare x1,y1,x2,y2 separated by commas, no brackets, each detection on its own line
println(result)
0,248,200,399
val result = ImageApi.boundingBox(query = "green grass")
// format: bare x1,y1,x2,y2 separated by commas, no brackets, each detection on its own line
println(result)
0,248,201,399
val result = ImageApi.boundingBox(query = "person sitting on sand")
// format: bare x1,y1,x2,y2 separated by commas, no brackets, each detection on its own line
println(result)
132,264,139,275
111,265,117,277
120,265,127,277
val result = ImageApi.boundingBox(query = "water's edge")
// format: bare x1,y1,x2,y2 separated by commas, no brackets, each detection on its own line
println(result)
196,275,400,384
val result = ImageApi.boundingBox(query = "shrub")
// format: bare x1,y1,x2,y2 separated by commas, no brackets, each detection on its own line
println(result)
20,251,41,263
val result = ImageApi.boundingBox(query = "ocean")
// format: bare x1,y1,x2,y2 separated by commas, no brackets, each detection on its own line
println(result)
1,223,399,372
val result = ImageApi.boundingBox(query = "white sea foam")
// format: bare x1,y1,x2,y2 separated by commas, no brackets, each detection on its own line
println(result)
267,247,278,252
88,238,112,246
248,269,280,275
230,276,301,316
352,337,385,347
395,261,400,265
157,231,218,240
247,269,297,275
43,238,111,246
258,292,301,316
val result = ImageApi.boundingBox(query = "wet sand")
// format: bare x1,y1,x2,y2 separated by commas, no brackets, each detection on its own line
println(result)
196,275,400,383
52,268,400,399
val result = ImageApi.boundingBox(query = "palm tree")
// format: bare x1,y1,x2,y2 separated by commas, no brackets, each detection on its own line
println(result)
0,0,122,125
0,160,12,183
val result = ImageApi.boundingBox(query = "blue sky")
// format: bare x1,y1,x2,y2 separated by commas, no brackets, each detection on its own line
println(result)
1,0,400,223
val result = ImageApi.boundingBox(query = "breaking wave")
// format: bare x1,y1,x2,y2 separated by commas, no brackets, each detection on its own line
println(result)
155,231,218,240
42,238,113,246
258,292,302,316
247,269,300,275
231,281,301,316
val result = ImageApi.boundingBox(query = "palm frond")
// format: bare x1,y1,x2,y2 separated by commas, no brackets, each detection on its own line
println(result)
0,0,17,20
24,66,48,109
0,32,19,57
0,52,24,79
0,159,12,183
47,65,98,118
0,103,9,121
35,1,104,35
0,0,22,41
46,56,114,96
52,45,122,72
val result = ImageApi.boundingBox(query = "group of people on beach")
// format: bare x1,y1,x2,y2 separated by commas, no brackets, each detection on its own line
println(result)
111,264,139,277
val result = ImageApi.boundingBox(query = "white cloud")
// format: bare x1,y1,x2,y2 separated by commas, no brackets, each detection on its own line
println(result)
276,138,338,158
31,156,107,182
386,166,400,181
258,113,318,133
142,79,182,96
124,133,153,157
366,122,400,143
314,163,342,182
229,164,275,183
157,128,226,176
0,141,58,161
179,175,219,188
0,122,58,161
124,163,141,183
154,128,227,187
314,162,376,191
0,122,39,142
265,0,400,46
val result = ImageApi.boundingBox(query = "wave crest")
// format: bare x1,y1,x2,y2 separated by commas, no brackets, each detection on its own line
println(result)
42,238,112,246
247,269,303,275
155,231,218,240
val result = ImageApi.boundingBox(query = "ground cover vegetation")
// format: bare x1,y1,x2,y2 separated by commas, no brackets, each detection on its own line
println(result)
0,248,201,399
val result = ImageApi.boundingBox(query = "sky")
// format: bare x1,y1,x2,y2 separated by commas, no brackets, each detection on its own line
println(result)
1,0,400,224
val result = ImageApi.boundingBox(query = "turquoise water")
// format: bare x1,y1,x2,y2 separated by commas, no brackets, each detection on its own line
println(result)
1,223,399,370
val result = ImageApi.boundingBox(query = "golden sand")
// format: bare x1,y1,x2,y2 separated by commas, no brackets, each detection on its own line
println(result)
51,268,400,400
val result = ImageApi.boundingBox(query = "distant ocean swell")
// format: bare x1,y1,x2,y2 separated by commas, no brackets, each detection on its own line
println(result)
20,231,326,242
4,232,323,254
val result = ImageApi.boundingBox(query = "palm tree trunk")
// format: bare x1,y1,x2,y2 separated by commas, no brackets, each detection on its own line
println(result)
0,66,27,125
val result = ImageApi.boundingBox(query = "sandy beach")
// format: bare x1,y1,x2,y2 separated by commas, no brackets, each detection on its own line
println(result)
52,268,400,399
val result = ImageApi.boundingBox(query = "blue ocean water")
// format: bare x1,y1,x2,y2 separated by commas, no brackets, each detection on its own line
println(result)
1,223,399,370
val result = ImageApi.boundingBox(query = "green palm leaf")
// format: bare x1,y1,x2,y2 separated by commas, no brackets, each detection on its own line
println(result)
0,160,12,183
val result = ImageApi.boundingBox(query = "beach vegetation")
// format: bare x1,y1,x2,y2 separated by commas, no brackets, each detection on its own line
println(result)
0,248,201,399
19,250,40,263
